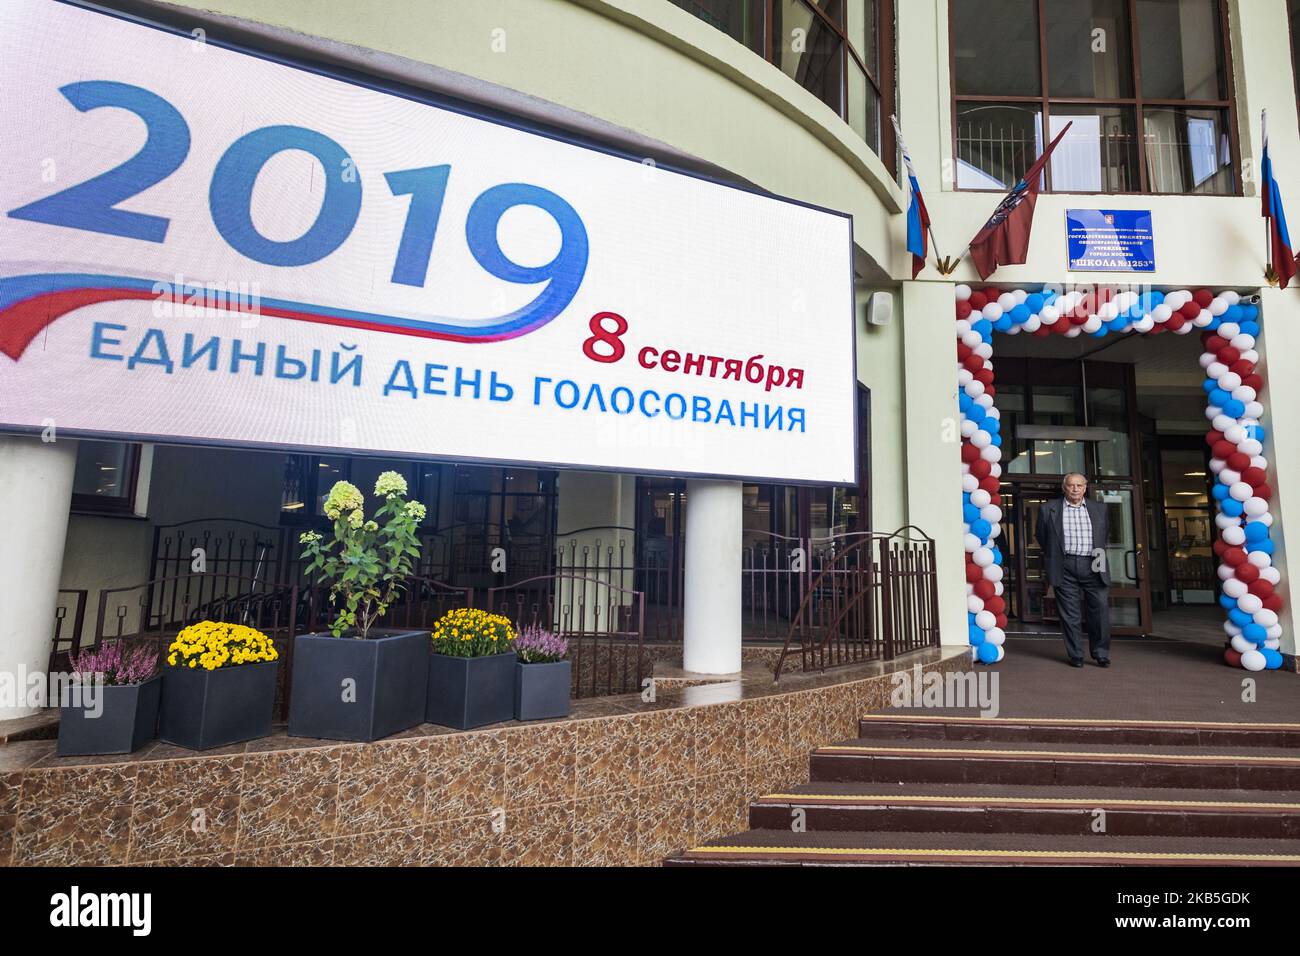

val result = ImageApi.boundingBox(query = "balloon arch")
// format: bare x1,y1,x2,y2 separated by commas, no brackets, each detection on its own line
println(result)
955,284,1286,671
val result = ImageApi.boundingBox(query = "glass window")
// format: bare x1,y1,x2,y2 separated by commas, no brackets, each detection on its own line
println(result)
956,103,1043,189
1136,0,1225,101
1089,387,1131,476
1046,0,1133,98
672,1,893,165
951,0,1236,195
72,440,140,514
952,0,1041,96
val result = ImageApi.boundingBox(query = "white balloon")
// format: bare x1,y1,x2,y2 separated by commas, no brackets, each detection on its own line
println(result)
976,343,994,360
1223,526,1246,546
960,419,978,438
1041,306,1060,325
997,293,1017,311
1265,638,1282,651
956,284,972,301
1261,567,1282,585
993,581,1004,597
981,505,1003,524
1248,550,1272,569
962,330,983,349
1082,315,1103,333
1222,578,1248,599
1250,456,1268,471
976,609,997,629
967,381,986,397
968,595,985,613
1268,624,1284,639
1222,291,1241,304
1133,317,1156,333
1255,609,1279,629
964,533,982,553
1210,297,1229,316
1199,352,1216,369
1255,513,1275,528
1193,310,1214,328
1209,459,1226,475
1218,372,1242,391
1207,362,1228,380
988,523,1002,539
971,430,991,449
973,548,994,568
1205,406,1223,422
1219,322,1240,338
1237,594,1263,615
1231,334,1255,351
1244,497,1269,517
970,489,992,508
1242,349,1260,364
985,629,1006,646
983,303,1004,321
1213,415,1237,433
1065,326,1082,337
1241,649,1267,672
1239,439,1263,457
1153,304,1173,323
1216,513,1240,531
980,444,1001,462
1013,289,1029,304
1231,634,1256,654
984,564,1004,583
1173,322,1193,335
1224,620,1241,636
1024,316,1042,333
1217,564,1236,581
989,462,1003,478
958,369,973,387
1220,469,1241,486
1245,402,1264,420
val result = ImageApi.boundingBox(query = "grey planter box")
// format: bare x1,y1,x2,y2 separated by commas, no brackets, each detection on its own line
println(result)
427,652,517,730
514,661,572,721
288,629,428,742
57,675,161,756
159,661,277,751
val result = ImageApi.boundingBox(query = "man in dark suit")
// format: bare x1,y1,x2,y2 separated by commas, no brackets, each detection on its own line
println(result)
1035,473,1112,668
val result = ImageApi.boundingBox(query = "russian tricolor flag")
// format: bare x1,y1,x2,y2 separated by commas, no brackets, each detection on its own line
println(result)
1262,110,1297,290
893,116,931,279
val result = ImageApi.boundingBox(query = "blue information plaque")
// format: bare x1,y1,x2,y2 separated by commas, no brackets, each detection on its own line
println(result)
1066,209,1155,273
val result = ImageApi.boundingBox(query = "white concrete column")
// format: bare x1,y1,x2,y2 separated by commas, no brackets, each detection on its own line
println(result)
0,436,78,720
682,479,742,674
1256,288,1300,657
900,280,971,648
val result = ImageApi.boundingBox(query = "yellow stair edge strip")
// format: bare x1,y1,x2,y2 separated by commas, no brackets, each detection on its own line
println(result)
686,845,1300,862
819,745,1300,764
757,793,1300,810
859,714,1300,730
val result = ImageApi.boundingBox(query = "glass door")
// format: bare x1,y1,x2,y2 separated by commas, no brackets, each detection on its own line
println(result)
1092,482,1152,635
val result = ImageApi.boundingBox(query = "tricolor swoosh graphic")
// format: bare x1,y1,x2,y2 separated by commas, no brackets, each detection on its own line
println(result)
0,273,565,361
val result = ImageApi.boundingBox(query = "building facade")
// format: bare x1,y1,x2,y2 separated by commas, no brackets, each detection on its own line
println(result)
4,0,1300,720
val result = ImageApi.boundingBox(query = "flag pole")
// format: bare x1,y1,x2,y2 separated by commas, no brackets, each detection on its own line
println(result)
891,114,946,272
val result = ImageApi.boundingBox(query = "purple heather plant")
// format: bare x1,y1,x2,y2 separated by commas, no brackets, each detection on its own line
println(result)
514,625,568,664
70,641,159,686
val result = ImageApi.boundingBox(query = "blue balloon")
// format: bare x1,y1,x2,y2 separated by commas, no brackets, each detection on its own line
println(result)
1243,623,1268,645
991,434,1003,447
992,548,1004,566
1010,304,1031,324
977,642,1000,664
1241,304,1260,321
1220,498,1243,518
1209,389,1231,407
969,624,987,645
968,611,978,625
1241,321,1260,337
1245,522,1270,542
967,403,987,423
1222,399,1246,418
964,503,981,523
1264,649,1284,670
1026,294,1045,313
971,519,992,539
1226,304,1244,322
1248,425,1267,442
994,316,1014,332
974,319,992,336
1202,378,1219,394
1249,540,1276,556
1219,593,1239,610
1212,484,1230,501
1229,608,1254,627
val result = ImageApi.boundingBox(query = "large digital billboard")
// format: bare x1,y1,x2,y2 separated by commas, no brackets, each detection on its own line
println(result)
0,0,857,484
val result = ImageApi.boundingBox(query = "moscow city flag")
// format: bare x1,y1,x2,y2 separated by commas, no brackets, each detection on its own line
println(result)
1261,110,1297,290
968,122,1072,281
892,116,931,279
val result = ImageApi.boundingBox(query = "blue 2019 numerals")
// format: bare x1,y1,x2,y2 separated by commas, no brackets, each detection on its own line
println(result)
7,81,589,326
8,81,190,242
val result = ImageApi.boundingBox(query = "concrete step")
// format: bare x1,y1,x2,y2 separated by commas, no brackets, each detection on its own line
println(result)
747,781,1300,839
810,739,1300,791
858,713,1300,749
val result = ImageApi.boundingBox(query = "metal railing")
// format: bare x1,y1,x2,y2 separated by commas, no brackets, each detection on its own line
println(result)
774,527,941,680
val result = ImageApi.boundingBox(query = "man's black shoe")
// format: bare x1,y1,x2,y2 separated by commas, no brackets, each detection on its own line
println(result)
1068,659,1084,668
1095,659,1111,668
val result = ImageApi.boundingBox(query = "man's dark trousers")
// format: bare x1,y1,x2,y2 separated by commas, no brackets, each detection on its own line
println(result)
1055,553,1111,663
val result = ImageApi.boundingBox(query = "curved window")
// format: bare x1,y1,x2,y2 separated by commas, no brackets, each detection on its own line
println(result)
669,0,897,170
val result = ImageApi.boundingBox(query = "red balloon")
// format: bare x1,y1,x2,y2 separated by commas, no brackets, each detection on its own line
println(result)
1194,289,1214,308
1256,484,1273,501
985,596,1006,614
1206,429,1225,446
1242,467,1267,488
1218,346,1241,365
957,301,973,321
961,442,980,464
982,287,1001,303
1224,649,1243,668
1213,539,1228,557
970,459,992,479
1223,547,1248,567
1181,303,1202,320
1227,452,1250,472
995,614,1008,629
957,342,972,360
1230,359,1255,377
968,292,988,311
975,368,995,387
1248,579,1274,598
1205,335,1228,353
985,385,997,398
1033,325,1052,338
966,563,983,583
1245,374,1264,393
1213,441,1236,460
974,579,997,600
1264,594,1285,612
963,353,985,373
1166,314,1187,332
1235,563,1260,584
980,476,1001,495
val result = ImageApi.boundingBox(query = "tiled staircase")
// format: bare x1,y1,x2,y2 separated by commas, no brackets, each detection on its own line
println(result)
666,714,1300,866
